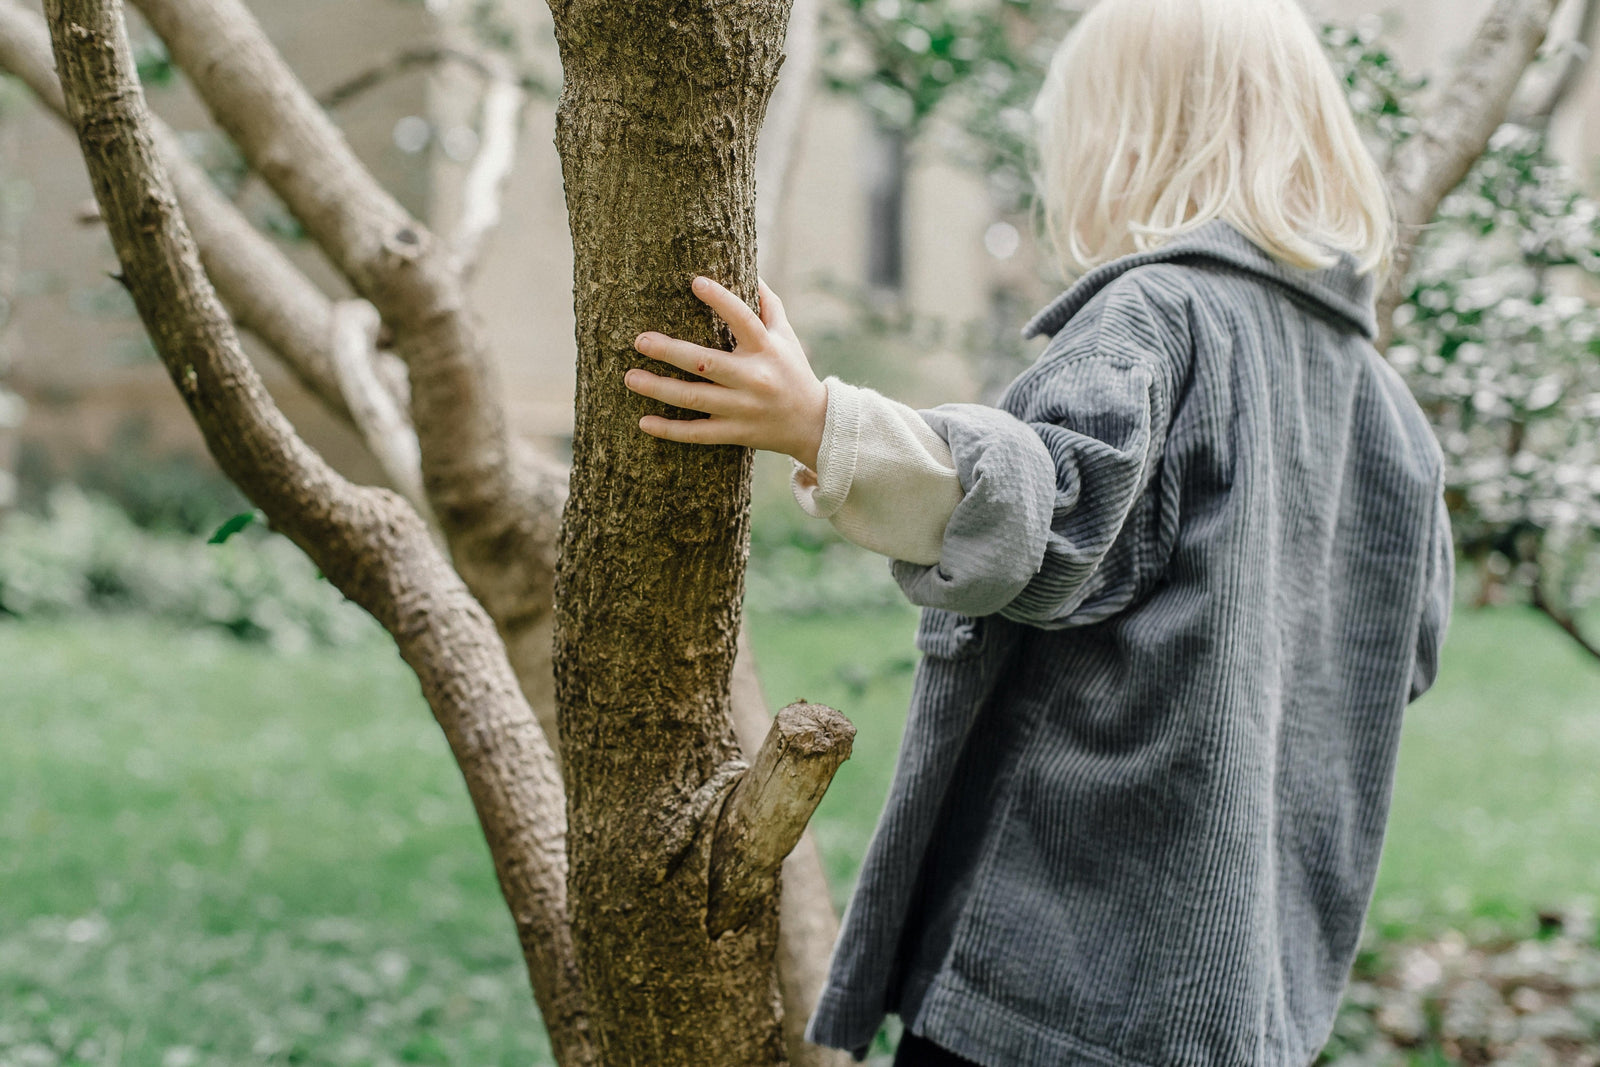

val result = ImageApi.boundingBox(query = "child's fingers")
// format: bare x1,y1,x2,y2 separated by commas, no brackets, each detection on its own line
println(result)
638,413,743,447
756,277,787,330
692,275,766,349
634,333,743,386
623,368,738,415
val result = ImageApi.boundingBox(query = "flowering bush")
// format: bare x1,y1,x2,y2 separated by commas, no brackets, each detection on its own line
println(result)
1331,23,1600,647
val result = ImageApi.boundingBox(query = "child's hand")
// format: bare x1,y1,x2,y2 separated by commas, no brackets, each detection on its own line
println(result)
624,276,827,472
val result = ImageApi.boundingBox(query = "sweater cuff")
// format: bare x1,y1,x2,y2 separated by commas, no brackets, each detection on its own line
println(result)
791,376,862,520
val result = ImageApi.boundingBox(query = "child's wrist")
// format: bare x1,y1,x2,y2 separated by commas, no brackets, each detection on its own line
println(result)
789,377,828,471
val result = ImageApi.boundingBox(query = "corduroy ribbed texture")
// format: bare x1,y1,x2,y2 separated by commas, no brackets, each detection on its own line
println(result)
804,220,1455,1066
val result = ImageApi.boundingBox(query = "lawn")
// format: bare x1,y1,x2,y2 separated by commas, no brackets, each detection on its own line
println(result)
1,600,1596,1064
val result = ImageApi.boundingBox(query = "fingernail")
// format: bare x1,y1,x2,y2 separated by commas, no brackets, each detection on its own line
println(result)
692,276,709,292
634,333,650,349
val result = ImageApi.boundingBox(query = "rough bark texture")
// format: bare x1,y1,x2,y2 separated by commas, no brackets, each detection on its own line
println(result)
1378,0,1560,350
731,637,853,1067
709,702,854,938
548,0,820,1061
41,2,593,1062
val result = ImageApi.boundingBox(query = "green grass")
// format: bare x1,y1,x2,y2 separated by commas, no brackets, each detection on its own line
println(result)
1371,602,1600,938
0,618,552,1065
1,600,1596,1062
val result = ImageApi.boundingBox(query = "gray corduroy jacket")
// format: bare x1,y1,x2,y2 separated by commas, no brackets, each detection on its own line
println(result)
803,220,1455,1066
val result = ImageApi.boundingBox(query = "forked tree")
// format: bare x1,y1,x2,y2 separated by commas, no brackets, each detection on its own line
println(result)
1,0,1566,1061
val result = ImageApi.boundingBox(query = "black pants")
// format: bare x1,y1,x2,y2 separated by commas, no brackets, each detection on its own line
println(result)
892,1031,982,1067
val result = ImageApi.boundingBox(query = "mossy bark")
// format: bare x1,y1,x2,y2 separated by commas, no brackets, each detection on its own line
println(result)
549,1,795,1062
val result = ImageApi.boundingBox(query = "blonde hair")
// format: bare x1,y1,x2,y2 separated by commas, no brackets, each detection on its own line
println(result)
1031,0,1395,281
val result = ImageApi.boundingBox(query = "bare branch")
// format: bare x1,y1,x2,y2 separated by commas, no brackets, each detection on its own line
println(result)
43,1,592,1058
1378,0,1561,349
128,0,568,681
452,70,525,273
328,298,430,520
0,0,63,111
1511,0,1600,125
316,43,495,111
708,701,855,937
729,640,853,1067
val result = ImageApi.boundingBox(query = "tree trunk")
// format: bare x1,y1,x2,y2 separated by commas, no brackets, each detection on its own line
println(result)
548,1,808,1063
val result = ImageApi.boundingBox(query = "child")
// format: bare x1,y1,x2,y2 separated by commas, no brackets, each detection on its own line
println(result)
624,0,1454,1063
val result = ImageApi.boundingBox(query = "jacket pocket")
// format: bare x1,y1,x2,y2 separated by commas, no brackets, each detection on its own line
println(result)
914,607,987,660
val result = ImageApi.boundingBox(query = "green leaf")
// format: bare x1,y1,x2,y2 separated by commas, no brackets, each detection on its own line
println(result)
208,511,261,545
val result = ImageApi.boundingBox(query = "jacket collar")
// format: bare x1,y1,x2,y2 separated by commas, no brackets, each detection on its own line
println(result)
1020,219,1379,342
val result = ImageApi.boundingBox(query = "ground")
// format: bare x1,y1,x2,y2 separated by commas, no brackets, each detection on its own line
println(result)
0,600,1597,1065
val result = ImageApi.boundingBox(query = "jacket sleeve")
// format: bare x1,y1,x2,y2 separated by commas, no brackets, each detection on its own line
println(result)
890,347,1172,627
789,376,966,566
1408,483,1455,704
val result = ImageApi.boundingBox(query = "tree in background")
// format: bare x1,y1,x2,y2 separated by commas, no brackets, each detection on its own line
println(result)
1329,13,1600,659
0,0,1576,1064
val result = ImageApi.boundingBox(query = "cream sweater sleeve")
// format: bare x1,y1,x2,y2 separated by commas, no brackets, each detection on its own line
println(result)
790,376,965,566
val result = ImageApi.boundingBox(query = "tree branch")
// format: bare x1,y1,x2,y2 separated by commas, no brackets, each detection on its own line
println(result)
127,0,568,704
1511,0,1600,126
1378,0,1561,350
1531,582,1600,662
0,0,424,485
708,701,854,937
42,3,592,1060
452,68,525,274
328,298,432,520
316,43,496,111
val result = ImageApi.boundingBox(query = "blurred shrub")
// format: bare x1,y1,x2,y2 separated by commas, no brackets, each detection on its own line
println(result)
745,540,906,617
0,487,379,649
73,421,251,536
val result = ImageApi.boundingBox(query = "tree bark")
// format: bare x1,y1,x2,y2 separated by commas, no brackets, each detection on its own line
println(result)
708,701,854,938
730,636,852,1067
1377,0,1561,350
42,2,593,1062
548,1,849,1062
